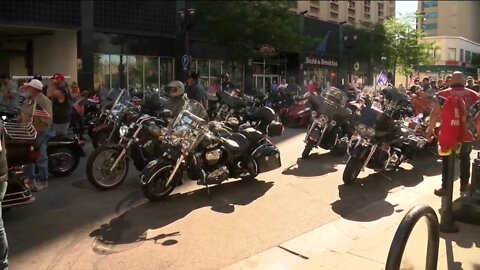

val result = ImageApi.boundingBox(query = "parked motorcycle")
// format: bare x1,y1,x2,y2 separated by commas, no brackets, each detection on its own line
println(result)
302,87,352,158
86,109,171,190
47,134,86,176
279,92,311,127
342,105,426,185
140,99,283,201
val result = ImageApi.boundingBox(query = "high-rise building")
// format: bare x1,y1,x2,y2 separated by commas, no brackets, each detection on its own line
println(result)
296,0,395,26
417,0,480,44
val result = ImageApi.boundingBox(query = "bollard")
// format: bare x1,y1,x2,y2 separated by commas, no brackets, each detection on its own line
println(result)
439,152,459,233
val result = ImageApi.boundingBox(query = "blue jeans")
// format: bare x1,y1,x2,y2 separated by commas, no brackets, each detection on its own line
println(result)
25,130,51,185
0,181,8,269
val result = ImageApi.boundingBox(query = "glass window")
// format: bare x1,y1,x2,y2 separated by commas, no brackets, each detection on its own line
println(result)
459,49,464,62
423,1,438,8
465,50,472,63
144,57,159,92
434,48,441,60
425,12,438,19
110,54,126,89
210,60,221,79
159,57,174,88
127,55,144,96
447,48,457,61
197,59,210,86
364,0,370,6
423,23,437,30
93,54,110,91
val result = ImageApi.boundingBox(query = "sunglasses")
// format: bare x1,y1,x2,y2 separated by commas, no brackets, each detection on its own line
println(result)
166,86,178,92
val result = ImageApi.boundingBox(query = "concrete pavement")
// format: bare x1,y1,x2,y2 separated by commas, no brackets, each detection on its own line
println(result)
4,127,478,270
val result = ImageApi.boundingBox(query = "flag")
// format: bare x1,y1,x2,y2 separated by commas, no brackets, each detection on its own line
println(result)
376,71,388,87
33,103,51,118
315,31,330,56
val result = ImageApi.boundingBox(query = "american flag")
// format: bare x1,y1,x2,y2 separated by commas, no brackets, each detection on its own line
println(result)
33,102,51,118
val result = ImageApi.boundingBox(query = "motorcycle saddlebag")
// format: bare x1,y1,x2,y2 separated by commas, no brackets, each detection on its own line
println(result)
267,121,284,137
252,144,281,173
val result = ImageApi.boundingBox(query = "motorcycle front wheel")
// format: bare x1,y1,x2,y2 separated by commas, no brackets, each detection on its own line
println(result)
141,161,179,202
49,147,81,177
86,146,129,190
342,157,364,185
302,140,315,159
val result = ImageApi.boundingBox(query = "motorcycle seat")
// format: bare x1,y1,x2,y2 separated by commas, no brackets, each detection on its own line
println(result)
224,133,250,155
240,127,264,145
49,135,76,142
209,122,232,138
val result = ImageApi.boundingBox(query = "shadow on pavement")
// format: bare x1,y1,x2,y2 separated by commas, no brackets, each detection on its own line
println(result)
89,179,273,254
330,156,439,222
282,152,347,177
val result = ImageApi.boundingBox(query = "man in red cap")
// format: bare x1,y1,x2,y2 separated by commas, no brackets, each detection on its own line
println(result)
47,73,72,136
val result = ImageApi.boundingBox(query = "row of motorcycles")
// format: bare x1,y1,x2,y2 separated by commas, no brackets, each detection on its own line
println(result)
297,86,435,185
86,88,284,201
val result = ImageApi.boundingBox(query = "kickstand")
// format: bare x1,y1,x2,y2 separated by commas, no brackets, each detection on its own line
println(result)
205,183,213,199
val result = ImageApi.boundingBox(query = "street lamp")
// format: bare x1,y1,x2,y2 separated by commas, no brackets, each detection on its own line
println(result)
338,21,347,87
178,8,195,81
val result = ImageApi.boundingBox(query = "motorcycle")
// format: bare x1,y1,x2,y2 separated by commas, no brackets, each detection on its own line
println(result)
215,90,263,123
140,99,283,201
342,105,426,185
302,87,353,158
86,109,171,190
47,134,86,177
279,92,312,127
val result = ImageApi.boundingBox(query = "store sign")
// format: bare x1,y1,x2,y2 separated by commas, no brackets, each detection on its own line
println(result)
304,56,338,67
445,60,459,66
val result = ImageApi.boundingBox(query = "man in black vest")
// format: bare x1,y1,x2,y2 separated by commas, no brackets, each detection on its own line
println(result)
47,73,72,136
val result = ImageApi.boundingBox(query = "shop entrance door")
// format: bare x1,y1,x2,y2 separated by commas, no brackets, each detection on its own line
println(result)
253,74,280,94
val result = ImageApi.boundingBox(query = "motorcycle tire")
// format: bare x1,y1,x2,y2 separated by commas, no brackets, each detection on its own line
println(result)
86,146,129,190
141,160,178,202
302,141,315,159
342,157,364,185
49,147,81,177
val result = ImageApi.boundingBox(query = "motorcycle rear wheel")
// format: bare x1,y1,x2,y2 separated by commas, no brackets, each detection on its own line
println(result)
342,157,364,185
49,147,81,177
86,146,129,190
141,161,178,202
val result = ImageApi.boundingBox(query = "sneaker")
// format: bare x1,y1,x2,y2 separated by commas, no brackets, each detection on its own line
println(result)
24,179,37,192
434,187,447,197
460,183,470,192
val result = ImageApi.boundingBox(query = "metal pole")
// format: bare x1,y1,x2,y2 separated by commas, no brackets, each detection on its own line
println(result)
184,19,190,83
338,24,344,87
439,151,459,233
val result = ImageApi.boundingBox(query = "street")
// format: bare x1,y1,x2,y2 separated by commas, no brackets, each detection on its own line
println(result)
5,127,443,270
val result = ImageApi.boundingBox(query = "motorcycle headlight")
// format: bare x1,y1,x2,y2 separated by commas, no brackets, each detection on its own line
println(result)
366,127,376,138
356,123,367,134
311,111,318,118
181,139,191,150
330,120,337,126
318,114,329,124
119,125,129,137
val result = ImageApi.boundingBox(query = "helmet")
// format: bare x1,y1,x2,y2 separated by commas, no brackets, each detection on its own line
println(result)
166,80,185,97
221,73,230,80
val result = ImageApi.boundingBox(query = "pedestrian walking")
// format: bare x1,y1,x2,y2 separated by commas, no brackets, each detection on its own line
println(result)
47,73,72,136
0,74,19,113
427,71,480,196
19,79,53,191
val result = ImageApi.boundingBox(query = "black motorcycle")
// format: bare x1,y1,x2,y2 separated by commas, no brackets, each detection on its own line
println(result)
86,109,171,190
302,87,353,158
342,105,426,185
47,134,86,177
140,99,283,201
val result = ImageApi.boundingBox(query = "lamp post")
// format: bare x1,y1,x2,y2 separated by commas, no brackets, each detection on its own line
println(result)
344,34,357,85
338,21,347,87
178,8,195,81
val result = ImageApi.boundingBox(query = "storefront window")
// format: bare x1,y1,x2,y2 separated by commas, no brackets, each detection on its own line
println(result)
93,54,110,91
160,57,174,88
144,57,159,92
197,59,210,86
127,55,144,97
210,60,221,79
110,54,126,89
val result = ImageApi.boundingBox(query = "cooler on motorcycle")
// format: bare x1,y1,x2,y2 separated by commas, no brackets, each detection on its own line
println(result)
4,122,39,166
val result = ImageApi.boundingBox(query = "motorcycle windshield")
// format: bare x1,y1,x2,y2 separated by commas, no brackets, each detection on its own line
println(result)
171,99,208,135
309,89,350,120
102,89,131,108
217,91,248,109
320,87,348,107
358,107,394,136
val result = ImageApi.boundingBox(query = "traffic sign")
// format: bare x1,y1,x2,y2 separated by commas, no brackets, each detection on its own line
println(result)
182,55,189,71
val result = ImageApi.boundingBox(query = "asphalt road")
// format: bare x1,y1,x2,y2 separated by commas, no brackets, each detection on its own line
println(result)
5,127,442,270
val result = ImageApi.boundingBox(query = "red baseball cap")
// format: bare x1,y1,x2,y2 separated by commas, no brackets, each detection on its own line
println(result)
51,73,65,82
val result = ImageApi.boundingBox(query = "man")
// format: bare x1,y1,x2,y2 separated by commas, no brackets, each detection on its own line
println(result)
282,77,301,106
466,76,475,90
427,71,480,196
443,74,452,89
0,114,8,269
46,73,72,136
186,73,208,110
19,79,53,191
165,80,186,116
276,78,288,91
437,79,444,90
220,73,235,92
475,80,480,93
0,74,19,112
270,80,278,93
430,80,438,91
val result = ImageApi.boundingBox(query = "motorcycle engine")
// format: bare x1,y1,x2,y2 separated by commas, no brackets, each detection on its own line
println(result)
205,149,222,165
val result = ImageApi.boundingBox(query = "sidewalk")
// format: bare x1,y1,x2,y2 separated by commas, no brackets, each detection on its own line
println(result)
222,175,480,270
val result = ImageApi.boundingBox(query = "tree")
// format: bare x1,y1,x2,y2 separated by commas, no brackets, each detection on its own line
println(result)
196,1,314,64
381,16,436,83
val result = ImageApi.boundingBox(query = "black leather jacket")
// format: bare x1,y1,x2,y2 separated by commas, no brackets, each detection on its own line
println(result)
0,122,7,182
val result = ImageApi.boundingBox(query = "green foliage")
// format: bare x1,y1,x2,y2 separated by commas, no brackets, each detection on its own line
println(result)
473,53,480,68
196,0,314,63
382,16,436,76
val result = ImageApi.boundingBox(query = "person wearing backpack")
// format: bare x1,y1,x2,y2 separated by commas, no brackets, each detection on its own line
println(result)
427,71,480,196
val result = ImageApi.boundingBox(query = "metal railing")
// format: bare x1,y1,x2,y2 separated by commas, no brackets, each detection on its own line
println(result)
385,204,440,270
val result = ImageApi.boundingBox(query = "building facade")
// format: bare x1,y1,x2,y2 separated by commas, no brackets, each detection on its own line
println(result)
296,0,395,27
417,0,480,44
